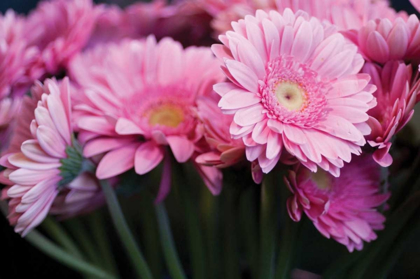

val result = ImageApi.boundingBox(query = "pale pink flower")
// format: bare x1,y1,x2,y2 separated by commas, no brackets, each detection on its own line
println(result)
199,0,403,35
0,78,98,236
25,0,100,74
212,9,376,176
347,15,420,65
363,61,418,167
286,155,390,252
276,0,406,31
69,36,225,201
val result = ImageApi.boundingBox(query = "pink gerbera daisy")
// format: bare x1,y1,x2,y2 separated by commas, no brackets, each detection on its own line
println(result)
212,9,376,176
25,0,100,74
363,61,419,167
69,36,225,201
0,78,99,236
347,15,420,65
286,155,390,252
198,0,404,35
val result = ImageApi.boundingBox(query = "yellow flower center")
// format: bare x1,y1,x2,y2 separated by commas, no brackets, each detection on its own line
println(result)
274,82,307,111
311,170,331,191
148,104,184,128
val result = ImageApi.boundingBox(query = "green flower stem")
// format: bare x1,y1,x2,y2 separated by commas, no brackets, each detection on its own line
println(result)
139,194,162,279
155,202,187,279
175,164,207,279
89,211,119,277
223,187,240,279
65,218,103,268
25,230,116,279
201,185,222,279
259,173,278,279
240,186,259,279
100,179,153,279
349,191,420,279
275,217,298,279
275,173,298,279
42,217,83,259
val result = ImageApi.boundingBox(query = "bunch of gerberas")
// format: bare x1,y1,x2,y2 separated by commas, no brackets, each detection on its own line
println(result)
1,0,420,278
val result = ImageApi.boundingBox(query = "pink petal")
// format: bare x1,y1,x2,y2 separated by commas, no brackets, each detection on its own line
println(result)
225,59,259,93
134,141,164,175
37,126,67,158
96,143,139,179
167,136,194,163
219,89,261,110
115,118,144,135
83,137,136,157
155,154,172,203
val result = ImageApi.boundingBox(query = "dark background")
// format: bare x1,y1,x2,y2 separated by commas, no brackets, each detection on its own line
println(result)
0,0,418,278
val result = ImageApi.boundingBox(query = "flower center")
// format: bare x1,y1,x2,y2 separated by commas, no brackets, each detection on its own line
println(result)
274,82,307,111
148,104,184,128
261,56,329,127
311,170,331,191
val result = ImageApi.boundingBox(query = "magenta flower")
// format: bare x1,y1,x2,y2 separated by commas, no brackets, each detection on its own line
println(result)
363,61,418,167
196,97,245,169
286,155,390,252
69,36,225,201
0,79,98,236
0,98,21,151
348,15,420,65
212,9,376,176
25,0,100,74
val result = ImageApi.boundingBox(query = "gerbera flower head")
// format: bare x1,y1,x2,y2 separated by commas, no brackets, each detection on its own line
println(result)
69,36,224,200
200,0,403,35
25,0,100,74
286,155,390,252
0,10,41,99
212,9,376,176
0,78,98,236
363,61,418,167
349,15,420,65
277,0,406,31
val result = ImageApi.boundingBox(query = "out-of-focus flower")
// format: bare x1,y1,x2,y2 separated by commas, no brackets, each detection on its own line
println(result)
277,0,406,31
410,0,420,13
347,15,420,65
25,0,100,74
198,0,404,35
0,10,43,152
126,0,214,47
363,61,418,167
69,36,224,201
0,11,35,99
0,78,99,236
286,155,390,252
212,9,376,176
85,5,129,49
0,98,21,151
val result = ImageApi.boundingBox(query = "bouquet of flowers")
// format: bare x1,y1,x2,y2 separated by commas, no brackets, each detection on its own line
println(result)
1,0,420,278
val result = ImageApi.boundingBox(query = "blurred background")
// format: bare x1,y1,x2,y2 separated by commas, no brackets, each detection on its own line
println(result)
0,0,419,278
